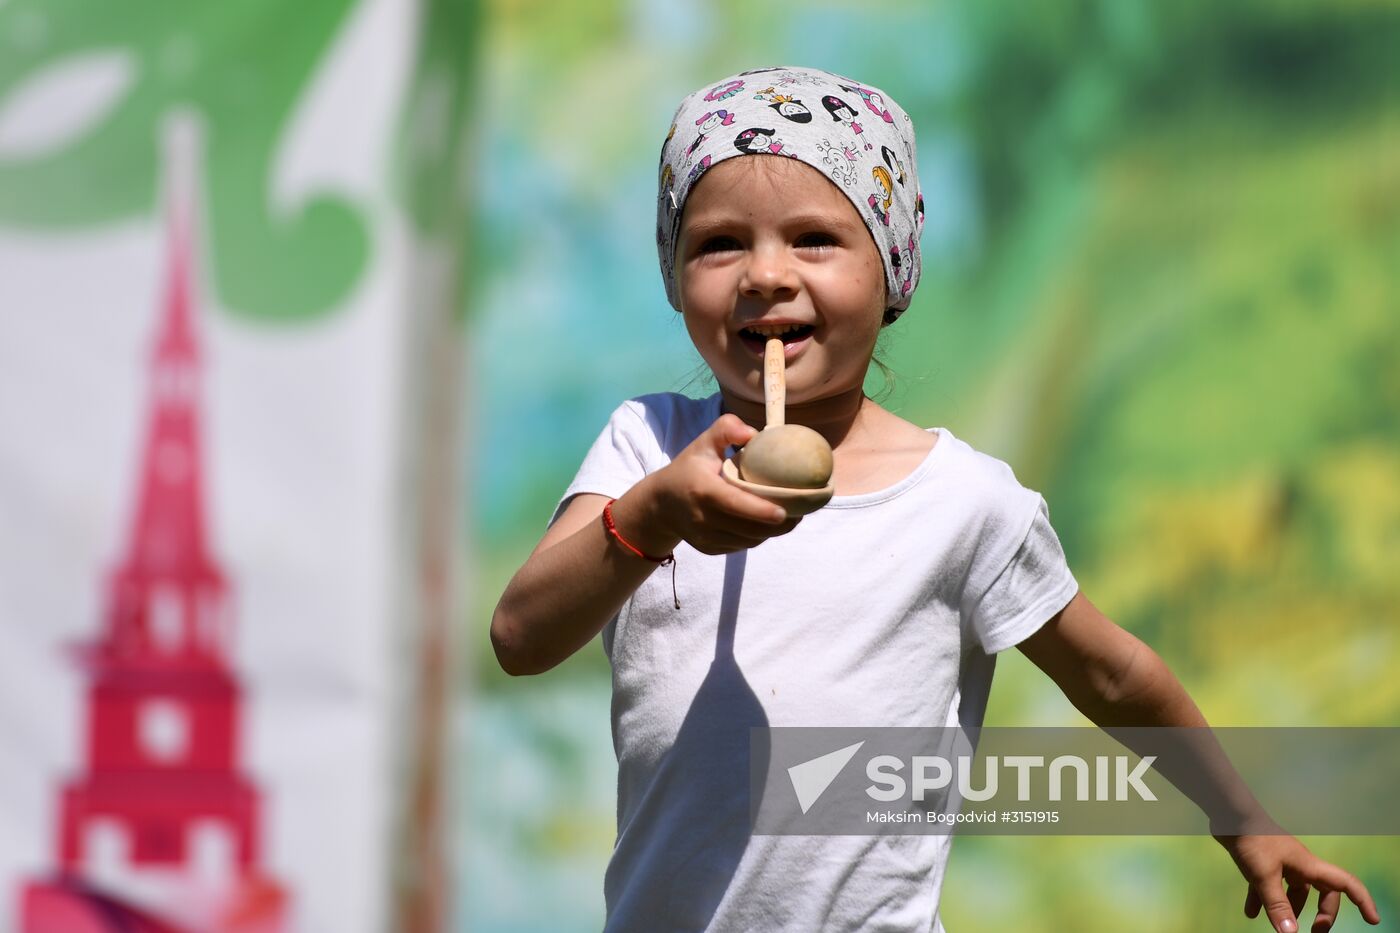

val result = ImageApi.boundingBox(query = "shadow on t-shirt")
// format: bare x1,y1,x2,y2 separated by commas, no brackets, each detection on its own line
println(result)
604,549,771,932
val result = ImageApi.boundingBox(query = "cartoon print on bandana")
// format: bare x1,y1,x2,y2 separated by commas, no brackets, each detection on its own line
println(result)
839,82,895,124
753,87,813,124
868,165,893,226
658,162,679,274
914,191,925,230
821,95,873,151
704,79,745,102
743,67,806,87
902,232,917,294
683,110,736,166
734,127,792,156
889,232,916,297
696,110,737,135
880,145,907,187
816,137,860,187
659,163,675,209
663,156,711,286
686,154,712,189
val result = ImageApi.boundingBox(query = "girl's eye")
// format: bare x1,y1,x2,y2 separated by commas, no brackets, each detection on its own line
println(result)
698,237,740,254
797,233,836,249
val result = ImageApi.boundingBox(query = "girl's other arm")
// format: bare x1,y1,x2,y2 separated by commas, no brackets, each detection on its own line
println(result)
490,415,800,676
1018,594,1380,933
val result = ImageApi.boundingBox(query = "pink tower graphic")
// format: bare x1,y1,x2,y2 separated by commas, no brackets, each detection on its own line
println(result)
21,116,289,933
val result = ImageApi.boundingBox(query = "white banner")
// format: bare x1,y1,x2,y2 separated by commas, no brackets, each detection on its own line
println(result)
0,0,462,930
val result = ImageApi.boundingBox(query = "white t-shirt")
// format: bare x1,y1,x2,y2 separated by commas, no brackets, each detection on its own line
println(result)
547,392,1079,933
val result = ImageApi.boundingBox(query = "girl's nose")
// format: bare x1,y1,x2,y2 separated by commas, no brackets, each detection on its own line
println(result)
739,245,798,300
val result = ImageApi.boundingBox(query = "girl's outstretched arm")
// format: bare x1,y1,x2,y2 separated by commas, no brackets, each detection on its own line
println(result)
1017,594,1381,933
490,483,674,676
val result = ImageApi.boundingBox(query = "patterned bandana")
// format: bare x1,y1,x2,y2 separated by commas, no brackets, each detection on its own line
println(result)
656,65,925,324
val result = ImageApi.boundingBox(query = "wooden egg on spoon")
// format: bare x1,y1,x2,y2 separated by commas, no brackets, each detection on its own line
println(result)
736,424,833,490
720,337,835,516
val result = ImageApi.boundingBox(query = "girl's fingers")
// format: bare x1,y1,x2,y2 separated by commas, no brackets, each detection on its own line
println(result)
1293,857,1383,924
1311,888,1341,933
1299,859,1381,925
1233,841,1379,932
702,414,759,457
1256,874,1299,933
711,481,789,525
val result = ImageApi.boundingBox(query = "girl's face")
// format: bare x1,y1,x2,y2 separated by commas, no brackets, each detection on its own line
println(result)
675,155,886,407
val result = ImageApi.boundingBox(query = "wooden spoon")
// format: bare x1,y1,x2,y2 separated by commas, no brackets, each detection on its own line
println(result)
719,337,835,516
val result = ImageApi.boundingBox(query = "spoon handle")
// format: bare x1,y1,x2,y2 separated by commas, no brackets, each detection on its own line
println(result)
764,337,785,428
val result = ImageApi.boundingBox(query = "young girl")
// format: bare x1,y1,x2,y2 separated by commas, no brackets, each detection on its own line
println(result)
490,66,1379,933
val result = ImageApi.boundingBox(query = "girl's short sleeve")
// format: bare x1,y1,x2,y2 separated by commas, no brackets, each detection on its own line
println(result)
546,401,653,529
962,496,1079,654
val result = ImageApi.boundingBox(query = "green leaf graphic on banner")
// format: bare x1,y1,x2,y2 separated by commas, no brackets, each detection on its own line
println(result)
0,0,365,322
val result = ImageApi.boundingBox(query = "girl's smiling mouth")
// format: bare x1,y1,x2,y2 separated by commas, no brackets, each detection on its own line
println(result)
737,322,815,357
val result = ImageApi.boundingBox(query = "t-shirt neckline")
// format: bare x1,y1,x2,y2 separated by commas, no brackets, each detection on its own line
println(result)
706,393,953,510
824,426,950,509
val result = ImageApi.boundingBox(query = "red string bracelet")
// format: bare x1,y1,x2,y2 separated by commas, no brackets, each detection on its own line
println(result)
602,499,680,609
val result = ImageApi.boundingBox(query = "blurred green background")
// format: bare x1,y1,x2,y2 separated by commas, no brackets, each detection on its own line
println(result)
461,0,1400,930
